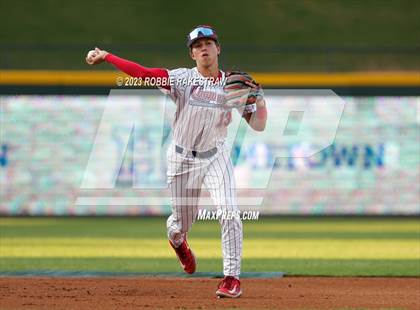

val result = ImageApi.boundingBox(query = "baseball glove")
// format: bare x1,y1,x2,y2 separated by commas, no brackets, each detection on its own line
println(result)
223,71,263,113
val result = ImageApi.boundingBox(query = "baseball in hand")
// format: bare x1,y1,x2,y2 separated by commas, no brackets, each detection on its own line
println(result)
86,50,97,65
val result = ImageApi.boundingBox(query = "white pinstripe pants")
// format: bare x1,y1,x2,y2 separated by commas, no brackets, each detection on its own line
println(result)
166,143,243,277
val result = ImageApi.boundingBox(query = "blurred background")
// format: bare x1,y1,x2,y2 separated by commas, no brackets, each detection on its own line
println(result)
1,0,419,71
0,0,419,217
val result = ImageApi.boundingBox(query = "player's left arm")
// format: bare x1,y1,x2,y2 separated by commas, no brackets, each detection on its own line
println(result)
243,97,267,131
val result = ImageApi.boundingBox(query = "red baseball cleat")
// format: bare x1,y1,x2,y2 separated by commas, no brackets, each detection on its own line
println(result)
216,276,242,298
169,235,196,274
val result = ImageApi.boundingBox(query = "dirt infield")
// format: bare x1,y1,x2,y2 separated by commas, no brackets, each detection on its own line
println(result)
1,277,419,309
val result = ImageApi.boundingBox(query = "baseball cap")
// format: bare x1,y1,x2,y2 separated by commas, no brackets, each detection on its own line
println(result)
187,25,218,47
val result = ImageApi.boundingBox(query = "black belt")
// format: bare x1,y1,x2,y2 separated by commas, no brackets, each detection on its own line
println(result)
175,145,217,159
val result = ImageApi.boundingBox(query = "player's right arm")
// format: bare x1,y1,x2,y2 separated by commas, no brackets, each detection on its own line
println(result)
85,47,170,89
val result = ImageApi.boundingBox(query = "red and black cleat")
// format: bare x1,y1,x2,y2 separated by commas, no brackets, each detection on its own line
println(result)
216,276,242,298
169,235,196,274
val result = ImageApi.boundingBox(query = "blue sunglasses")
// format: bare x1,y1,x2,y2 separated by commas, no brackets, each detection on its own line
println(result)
188,27,215,41
187,27,218,46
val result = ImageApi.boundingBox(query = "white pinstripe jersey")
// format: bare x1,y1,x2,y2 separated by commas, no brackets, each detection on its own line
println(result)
166,67,232,152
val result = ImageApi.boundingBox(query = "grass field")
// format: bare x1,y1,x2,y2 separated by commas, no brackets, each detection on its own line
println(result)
1,217,419,276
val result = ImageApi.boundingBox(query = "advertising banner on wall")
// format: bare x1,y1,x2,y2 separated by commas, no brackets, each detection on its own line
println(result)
1,92,418,215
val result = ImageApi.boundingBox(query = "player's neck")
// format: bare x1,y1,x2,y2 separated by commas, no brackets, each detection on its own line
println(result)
197,64,219,79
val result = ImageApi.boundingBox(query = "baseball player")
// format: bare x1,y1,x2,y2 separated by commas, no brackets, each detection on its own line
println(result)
86,25,267,298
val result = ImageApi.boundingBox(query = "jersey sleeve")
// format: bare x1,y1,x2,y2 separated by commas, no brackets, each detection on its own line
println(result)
165,68,189,102
104,53,170,90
